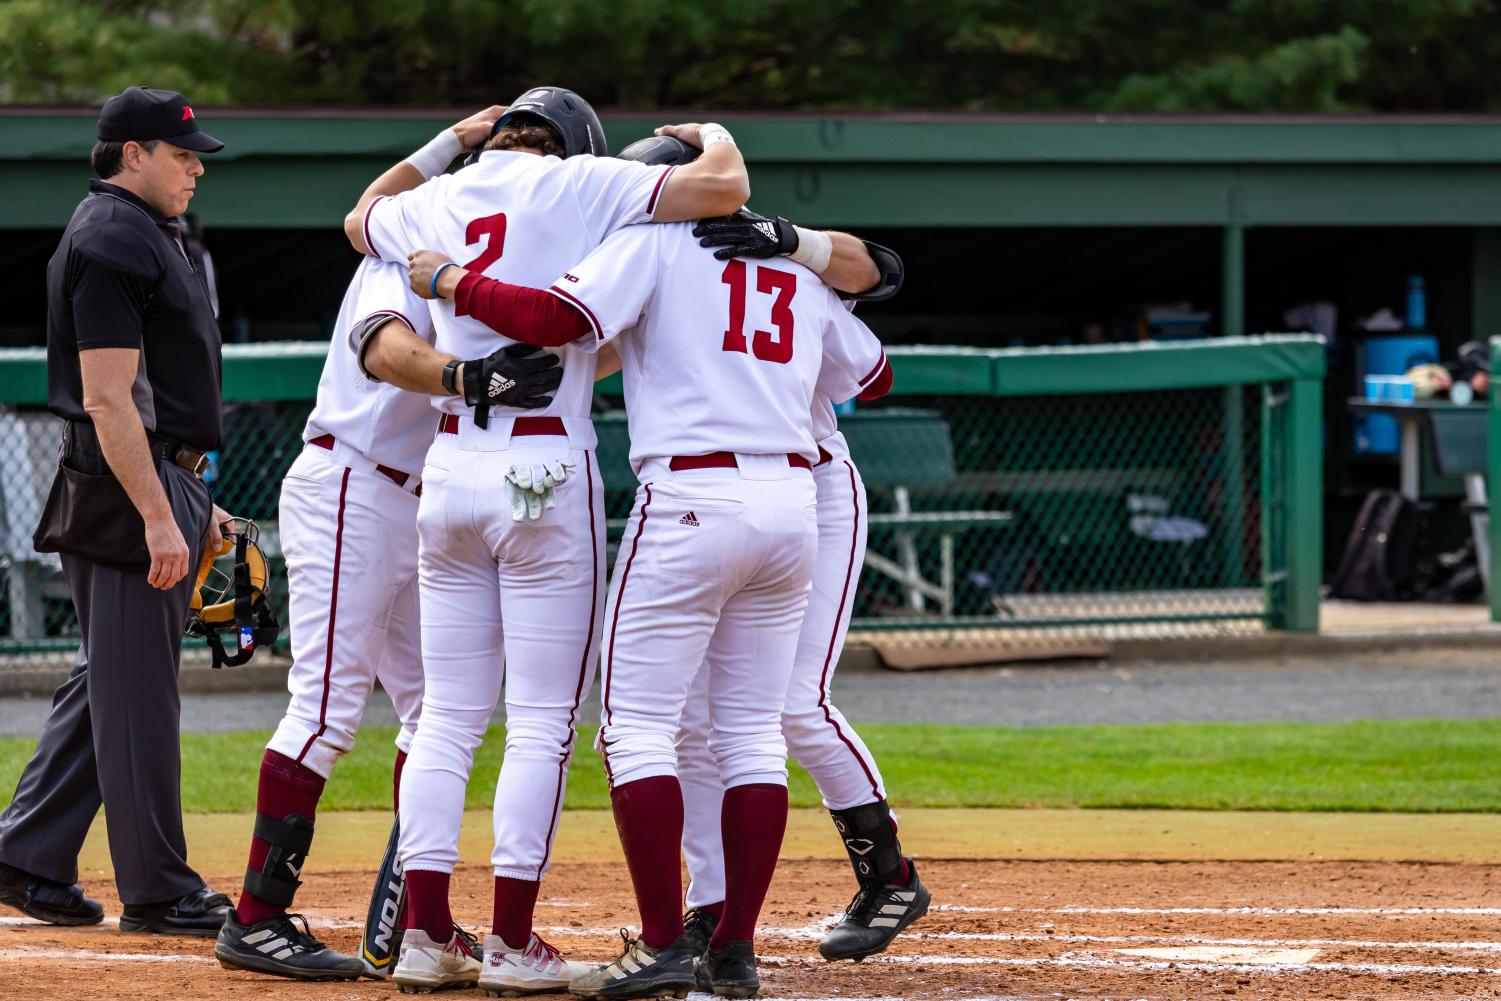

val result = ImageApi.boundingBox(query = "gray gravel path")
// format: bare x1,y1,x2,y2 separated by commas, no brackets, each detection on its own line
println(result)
0,648,1495,737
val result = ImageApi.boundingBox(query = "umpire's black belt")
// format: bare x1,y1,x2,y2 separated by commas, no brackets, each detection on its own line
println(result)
64,420,209,477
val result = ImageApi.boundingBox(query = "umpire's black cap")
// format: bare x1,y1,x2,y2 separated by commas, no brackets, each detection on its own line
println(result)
97,86,225,153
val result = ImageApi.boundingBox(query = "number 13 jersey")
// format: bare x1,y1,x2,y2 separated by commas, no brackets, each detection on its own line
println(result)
360,149,677,420
546,222,889,476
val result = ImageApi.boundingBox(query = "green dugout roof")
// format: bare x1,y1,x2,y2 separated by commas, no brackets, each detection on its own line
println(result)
4,111,1501,229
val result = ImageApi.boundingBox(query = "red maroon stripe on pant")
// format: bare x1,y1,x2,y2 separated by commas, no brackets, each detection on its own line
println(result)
296,466,352,764
601,482,652,785
538,452,599,873
815,460,882,801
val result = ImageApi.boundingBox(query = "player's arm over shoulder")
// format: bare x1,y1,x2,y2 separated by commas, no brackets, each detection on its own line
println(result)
648,123,749,223
818,289,893,403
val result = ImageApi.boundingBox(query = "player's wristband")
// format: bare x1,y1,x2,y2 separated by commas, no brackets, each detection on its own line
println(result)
787,226,833,274
698,123,735,148
405,129,464,179
441,358,462,396
430,262,460,299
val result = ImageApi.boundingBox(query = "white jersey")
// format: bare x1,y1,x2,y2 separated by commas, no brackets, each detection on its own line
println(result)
361,150,676,421
304,257,437,475
547,223,887,473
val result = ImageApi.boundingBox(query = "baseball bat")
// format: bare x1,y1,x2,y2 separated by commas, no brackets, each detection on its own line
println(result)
359,815,405,978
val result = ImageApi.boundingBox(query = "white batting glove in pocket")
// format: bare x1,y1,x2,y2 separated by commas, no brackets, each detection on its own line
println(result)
505,459,578,522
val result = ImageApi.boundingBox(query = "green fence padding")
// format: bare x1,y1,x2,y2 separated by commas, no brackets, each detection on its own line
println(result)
0,337,1324,666
991,335,1325,396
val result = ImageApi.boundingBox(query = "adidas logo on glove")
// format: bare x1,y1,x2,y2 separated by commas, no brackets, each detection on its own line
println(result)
488,373,517,399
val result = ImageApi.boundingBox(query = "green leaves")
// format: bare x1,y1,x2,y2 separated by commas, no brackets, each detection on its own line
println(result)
4,1,1501,111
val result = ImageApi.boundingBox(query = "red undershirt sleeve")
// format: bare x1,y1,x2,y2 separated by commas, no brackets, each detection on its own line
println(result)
453,272,592,348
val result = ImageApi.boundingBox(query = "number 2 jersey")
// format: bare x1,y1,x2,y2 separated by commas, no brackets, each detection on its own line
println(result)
359,149,677,424
546,222,890,476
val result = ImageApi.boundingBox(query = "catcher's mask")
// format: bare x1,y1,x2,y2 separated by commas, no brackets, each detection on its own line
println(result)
185,518,278,669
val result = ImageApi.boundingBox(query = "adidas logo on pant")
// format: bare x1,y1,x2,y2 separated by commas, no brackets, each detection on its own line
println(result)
679,512,700,527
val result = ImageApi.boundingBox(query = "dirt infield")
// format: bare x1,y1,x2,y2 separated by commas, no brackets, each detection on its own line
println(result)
2,851,1499,1000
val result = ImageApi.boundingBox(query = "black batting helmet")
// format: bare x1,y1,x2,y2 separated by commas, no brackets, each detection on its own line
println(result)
616,134,700,168
497,86,607,158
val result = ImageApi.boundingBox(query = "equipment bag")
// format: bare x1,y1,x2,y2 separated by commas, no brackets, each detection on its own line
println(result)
1328,488,1426,601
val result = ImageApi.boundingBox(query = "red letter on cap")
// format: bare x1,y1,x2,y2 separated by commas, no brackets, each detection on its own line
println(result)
182,106,194,120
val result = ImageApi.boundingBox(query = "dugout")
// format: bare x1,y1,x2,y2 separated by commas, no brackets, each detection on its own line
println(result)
3,110,1501,573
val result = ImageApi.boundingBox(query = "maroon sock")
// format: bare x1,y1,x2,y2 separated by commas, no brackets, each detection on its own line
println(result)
392,749,408,814
711,783,788,949
236,750,325,926
889,816,911,885
611,776,685,949
406,869,455,943
492,876,541,947
698,900,725,921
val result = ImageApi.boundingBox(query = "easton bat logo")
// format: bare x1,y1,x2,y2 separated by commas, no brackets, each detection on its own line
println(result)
371,870,403,952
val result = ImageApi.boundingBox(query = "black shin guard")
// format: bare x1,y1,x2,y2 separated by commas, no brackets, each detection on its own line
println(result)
243,812,314,909
829,800,904,886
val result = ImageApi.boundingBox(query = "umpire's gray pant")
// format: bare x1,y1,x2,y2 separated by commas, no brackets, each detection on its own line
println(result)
0,462,210,905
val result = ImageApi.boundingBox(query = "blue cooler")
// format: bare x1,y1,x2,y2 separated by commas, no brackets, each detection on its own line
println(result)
1355,334,1438,454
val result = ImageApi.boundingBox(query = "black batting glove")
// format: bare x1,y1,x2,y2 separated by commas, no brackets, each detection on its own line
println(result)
693,208,799,261
462,343,564,410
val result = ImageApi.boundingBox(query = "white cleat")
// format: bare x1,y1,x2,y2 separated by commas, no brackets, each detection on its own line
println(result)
480,933,592,996
393,928,483,993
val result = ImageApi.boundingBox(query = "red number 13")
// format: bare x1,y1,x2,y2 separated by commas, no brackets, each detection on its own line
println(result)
721,260,796,364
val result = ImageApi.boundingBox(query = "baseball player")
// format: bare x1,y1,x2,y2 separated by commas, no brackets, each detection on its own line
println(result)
399,136,892,1000
213,106,565,981
674,215,928,965
340,88,753,995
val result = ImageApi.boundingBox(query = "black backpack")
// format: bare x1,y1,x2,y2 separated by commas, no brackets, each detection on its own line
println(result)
1328,489,1426,601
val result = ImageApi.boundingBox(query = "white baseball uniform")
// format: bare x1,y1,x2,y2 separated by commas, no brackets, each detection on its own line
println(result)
360,150,676,879
677,399,888,910
552,222,888,795
267,257,433,779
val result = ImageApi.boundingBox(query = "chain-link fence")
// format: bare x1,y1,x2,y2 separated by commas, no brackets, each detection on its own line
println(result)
0,337,1324,670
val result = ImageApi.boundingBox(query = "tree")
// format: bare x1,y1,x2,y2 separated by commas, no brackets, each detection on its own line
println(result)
4,0,1500,112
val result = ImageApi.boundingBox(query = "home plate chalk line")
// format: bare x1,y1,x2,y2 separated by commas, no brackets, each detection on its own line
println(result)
0,942,1497,978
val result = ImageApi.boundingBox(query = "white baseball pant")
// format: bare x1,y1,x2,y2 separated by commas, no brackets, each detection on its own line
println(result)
398,424,604,880
266,441,426,779
598,457,818,794
679,456,887,909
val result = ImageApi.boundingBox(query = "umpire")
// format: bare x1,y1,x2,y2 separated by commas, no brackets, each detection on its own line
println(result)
0,87,234,935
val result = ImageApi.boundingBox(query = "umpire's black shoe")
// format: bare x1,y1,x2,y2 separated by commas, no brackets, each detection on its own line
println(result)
818,859,930,961
682,908,720,956
694,940,758,998
0,862,103,926
216,911,366,981
120,883,232,936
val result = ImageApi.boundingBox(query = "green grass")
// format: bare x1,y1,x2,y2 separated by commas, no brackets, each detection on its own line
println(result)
0,718,1494,814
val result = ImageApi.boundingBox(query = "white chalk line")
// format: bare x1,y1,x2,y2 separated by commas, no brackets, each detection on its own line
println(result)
0,947,211,964
762,951,1501,977
934,903,1501,916
899,929,1501,954
0,941,1494,979
0,915,119,928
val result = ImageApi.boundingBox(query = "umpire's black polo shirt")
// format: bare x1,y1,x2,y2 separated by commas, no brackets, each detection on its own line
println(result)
46,179,222,451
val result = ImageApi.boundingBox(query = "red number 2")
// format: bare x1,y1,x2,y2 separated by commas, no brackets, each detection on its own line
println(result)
721,260,796,364
461,213,507,272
